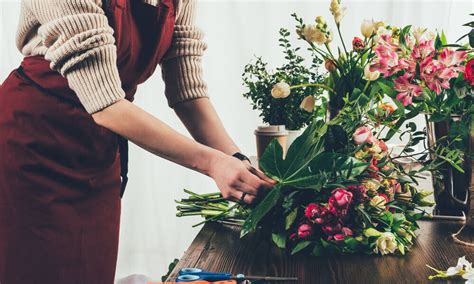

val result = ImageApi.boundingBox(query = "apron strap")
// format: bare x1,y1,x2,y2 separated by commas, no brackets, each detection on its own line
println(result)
118,136,129,198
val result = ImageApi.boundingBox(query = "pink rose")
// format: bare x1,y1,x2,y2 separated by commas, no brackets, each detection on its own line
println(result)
341,227,353,237
297,224,313,238
322,222,343,236
304,203,319,219
329,188,353,210
353,127,375,145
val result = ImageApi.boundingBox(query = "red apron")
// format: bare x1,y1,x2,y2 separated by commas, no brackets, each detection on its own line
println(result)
0,0,175,283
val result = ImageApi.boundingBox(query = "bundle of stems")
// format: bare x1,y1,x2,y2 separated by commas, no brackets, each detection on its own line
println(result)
176,189,248,227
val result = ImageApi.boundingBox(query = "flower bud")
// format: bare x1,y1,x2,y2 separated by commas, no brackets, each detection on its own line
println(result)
324,59,337,72
352,37,365,52
363,228,382,237
361,19,375,38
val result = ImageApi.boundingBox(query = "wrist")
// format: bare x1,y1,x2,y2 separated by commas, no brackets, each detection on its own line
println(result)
194,145,225,177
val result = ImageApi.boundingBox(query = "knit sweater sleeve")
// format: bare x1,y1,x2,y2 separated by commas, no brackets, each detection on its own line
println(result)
160,0,209,107
18,0,125,114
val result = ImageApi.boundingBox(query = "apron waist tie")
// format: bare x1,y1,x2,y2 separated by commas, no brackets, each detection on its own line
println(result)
118,136,129,198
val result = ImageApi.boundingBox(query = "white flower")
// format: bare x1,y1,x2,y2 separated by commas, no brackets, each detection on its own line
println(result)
463,269,474,284
302,24,329,45
370,195,387,210
412,26,427,43
360,19,375,38
271,82,291,99
374,232,397,255
329,0,346,25
445,256,473,278
300,95,316,112
364,64,380,81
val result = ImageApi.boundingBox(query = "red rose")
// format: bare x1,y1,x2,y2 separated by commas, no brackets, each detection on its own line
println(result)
465,59,474,86
304,203,319,219
297,223,313,238
352,37,365,52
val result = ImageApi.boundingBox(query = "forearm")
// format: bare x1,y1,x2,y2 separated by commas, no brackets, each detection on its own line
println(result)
174,98,240,155
92,99,222,175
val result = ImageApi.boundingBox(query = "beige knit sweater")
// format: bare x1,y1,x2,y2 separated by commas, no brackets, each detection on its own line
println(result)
16,0,208,114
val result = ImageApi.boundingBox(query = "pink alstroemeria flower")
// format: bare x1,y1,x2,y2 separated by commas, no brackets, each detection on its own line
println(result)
370,35,403,77
394,74,423,106
412,40,435,61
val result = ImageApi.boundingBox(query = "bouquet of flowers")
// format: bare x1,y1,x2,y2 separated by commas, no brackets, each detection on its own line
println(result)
177,108,433,255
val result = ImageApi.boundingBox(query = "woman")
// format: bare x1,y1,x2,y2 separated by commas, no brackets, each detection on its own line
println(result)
0,0,274,283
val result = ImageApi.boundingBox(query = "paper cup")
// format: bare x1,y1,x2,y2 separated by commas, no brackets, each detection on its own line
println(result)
254,125,288,161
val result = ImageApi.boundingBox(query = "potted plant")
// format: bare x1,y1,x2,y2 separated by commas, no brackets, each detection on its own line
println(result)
242,28,327,156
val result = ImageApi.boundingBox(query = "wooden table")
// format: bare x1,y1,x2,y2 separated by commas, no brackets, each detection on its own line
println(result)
167,220,474,284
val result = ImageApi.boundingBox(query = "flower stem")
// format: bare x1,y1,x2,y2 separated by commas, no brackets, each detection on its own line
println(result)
336,24,349,54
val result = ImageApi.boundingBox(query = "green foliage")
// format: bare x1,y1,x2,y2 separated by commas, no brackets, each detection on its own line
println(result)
242,28,326,130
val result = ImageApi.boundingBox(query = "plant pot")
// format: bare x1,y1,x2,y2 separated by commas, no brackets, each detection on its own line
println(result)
254,125,288,161
286,129,304,150
426,115,471,217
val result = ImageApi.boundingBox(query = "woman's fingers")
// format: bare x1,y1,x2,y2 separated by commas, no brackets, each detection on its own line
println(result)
229,190,256,204
247,166,277,185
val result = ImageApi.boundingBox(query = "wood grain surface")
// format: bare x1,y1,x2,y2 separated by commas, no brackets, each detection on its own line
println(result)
166,220,474,284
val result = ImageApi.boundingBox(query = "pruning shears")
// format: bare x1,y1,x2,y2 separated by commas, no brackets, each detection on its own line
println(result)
176,267,298,283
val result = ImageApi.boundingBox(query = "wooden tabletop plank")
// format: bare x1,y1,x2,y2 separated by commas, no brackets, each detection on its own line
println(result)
167,220,473,283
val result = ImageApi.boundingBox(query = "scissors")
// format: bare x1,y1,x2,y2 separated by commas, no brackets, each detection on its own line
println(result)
176,267,298,282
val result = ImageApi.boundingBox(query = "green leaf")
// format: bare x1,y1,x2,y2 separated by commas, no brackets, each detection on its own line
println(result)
344,238,361,251
241,185,282,237
285,208,298,230
258,139,285,179
312,242,324,256
291,241,311,254
272,233,287,249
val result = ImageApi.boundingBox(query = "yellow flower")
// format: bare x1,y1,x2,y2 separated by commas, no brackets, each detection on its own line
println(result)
355,150,368,160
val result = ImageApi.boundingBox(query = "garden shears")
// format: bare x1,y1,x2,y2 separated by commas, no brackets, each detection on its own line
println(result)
176,267,298,283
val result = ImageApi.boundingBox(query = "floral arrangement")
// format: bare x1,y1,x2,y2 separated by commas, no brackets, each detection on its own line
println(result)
176,0,473,257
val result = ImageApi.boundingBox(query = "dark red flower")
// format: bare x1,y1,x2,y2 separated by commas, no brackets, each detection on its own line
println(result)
347,185,368,202
465,59,474,86
352,37,365,52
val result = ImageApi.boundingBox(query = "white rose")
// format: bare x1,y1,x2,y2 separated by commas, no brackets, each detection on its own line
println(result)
360,19,375,38
302,25,328,45
271,82,291,99
370,195,387,210
300,95,316,112
374,232,398,255
363,64,380,81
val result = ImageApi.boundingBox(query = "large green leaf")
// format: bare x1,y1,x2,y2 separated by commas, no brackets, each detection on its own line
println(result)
259,120,328,181
241,184,282,237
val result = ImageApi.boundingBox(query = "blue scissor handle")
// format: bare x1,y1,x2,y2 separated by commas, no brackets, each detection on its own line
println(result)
177,268,232,282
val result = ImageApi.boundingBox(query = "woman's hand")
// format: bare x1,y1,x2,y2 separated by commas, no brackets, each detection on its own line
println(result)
207,152,276,204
